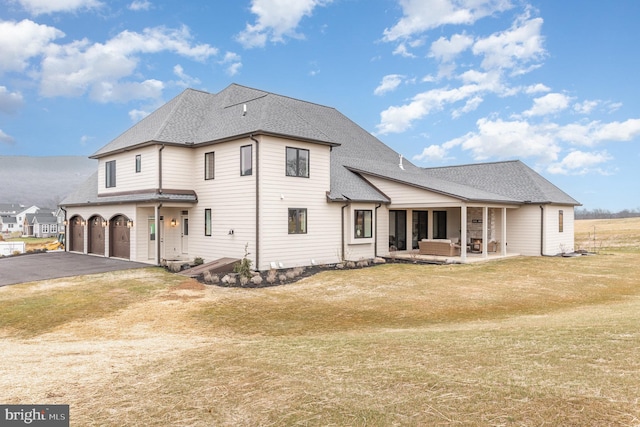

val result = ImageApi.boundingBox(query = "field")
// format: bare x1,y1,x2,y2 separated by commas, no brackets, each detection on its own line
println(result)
0,218,639,426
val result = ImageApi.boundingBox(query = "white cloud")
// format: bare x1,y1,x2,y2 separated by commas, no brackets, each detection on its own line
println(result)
90,79,164,103
0,20,64,73
0,86,25,114
128,0,152,11
524,83,550,94
236,0,332,48
173,64,201,87
452,95,482,118
573,100,598,114
547,150,612,175
129,109,150,122
219,52,242,76
472,12,545,73
429,33,474,63
383,0,513,42
442,117,561,162
39,25,217,101
13,0,103,15
555,119,640,146
412,144,449,162
0,129,15,145
522,92,572,117
374,74,404,96
392,43,416,58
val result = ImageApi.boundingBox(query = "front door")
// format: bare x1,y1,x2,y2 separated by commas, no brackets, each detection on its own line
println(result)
389,210,407,250
148,218,156,260
181,212,189,255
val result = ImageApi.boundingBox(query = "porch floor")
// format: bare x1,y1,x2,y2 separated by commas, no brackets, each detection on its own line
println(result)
390,250,520,264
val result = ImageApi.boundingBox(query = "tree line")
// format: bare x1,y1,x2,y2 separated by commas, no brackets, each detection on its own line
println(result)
575,208,640,219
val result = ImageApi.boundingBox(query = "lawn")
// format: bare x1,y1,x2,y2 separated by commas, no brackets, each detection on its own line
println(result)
0,218,639,426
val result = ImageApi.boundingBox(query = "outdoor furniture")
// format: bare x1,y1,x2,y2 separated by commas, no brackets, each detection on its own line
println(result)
418,239,461,256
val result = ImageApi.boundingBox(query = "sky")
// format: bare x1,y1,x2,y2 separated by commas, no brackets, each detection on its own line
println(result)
1,0,639,211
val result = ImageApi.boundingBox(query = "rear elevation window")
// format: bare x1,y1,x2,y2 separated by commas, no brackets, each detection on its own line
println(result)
105,160,116,188
288,208,307,234
286,147,309,177
240,145,252,176
559,210,564,233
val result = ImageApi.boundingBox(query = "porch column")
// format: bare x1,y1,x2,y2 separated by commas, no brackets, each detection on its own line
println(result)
501,207,507,255
482,206,488,258
427,210,434,239
460,204,467,262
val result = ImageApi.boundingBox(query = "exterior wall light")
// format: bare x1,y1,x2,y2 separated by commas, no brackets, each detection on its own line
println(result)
127,220,134,228
170,218,178,227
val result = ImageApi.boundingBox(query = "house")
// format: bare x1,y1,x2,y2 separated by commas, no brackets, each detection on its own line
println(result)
0,204,38,236
60,84,580,269
0,215,18,234
31,212,59,238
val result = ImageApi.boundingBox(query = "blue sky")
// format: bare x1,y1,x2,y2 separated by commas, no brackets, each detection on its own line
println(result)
1,0,639,211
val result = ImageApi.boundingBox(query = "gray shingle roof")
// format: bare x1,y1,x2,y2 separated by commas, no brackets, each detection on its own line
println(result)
60,172,197,207
69,84,578,207
421,160,581,205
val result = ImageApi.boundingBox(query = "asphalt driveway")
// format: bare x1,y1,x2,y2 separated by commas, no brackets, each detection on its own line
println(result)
0,252,151,287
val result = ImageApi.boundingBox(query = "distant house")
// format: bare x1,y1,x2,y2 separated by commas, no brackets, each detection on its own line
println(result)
0,204,38,235
60,84,580,268
31,213,59,238
0,215,18,234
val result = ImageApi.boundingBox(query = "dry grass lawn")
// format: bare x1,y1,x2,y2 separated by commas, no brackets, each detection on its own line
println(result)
1,218,639,426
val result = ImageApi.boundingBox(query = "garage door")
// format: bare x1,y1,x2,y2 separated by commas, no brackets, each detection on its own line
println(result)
69,216,85,253
88,216,105,255
109,215,130,259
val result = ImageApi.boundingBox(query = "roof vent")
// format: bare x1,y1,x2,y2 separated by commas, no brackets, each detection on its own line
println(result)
398,154,405,170
242,104,247,116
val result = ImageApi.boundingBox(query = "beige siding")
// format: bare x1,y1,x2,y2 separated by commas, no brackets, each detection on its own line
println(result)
258,136,339,269
97,147,158,195
161,146,195,189
544,205,575,255
506,205,541,256
344,202,378,261
362,174,461,207
188,138,257,265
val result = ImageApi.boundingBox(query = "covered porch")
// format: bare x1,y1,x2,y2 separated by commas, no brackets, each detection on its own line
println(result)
385,204,516,263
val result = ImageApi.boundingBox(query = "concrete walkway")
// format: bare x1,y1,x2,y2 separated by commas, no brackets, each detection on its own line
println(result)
0,251,151,287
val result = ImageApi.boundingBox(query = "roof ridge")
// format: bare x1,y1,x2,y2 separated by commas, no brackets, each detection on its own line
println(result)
153,89,202,141
270,95,336,143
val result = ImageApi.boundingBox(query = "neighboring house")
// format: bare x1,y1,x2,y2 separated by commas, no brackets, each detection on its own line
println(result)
60,84,580,269
0,215,18,234
0,205,38,235
31,213,59,238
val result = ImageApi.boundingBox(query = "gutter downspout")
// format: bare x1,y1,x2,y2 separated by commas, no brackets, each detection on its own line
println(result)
158,144,165,194
156,144,165,266
60,206,67,252
540,205,545,256
341,203,349,261
374,203,381,258
250,135,259,270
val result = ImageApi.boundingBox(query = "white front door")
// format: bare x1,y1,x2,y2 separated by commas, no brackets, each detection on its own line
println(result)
148,218,155,260
181,214,189,254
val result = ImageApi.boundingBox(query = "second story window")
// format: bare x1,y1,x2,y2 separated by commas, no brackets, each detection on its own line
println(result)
240,145,252,176
135,155,141,173
105,160,116,188
286,147,309,177
204,151,215,180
